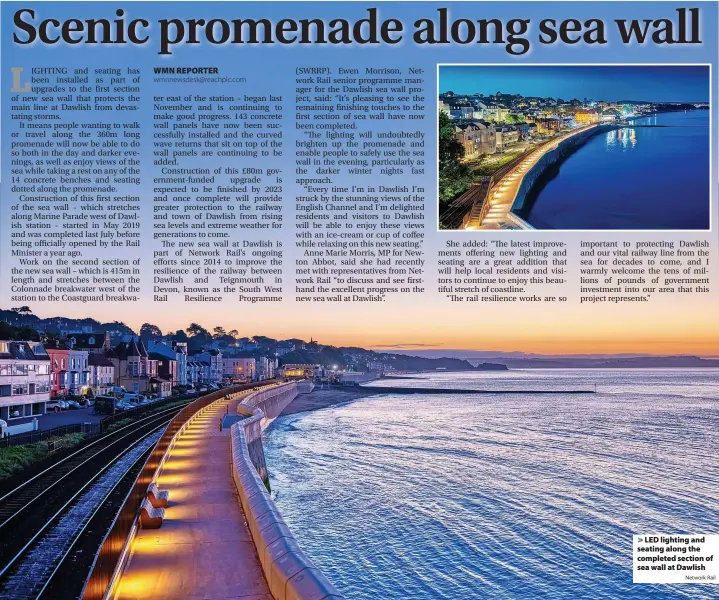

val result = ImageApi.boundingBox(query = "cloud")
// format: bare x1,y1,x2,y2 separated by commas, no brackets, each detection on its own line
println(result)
371,343,443,349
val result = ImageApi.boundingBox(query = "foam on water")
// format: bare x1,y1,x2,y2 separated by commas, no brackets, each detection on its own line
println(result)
264,370,719,599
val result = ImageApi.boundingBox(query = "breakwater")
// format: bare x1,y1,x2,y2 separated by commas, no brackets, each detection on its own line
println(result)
346,384,595,395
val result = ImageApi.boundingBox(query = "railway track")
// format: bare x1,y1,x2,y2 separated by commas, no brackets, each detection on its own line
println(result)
0,402,189,598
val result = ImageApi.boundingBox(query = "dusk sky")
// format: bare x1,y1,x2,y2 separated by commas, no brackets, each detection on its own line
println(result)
439,66,710,103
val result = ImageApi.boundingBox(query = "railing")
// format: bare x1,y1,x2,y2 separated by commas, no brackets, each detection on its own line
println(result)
99,394,197,432
80,380,279,600
0,422,101,448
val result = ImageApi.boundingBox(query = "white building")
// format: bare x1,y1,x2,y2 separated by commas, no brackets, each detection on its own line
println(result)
0,341,51,420
256,356,276,380
87,353,114,396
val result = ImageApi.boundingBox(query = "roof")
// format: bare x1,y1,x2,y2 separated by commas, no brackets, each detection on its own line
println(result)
68,333,107,349
88,354,114,367
0,341,50,361
148,352,175,362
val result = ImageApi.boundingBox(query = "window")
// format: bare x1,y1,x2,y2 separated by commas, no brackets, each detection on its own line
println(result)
12,383,29,395
35,382,50,394
0,365,10,377
36,364,50,375
12,364,28,376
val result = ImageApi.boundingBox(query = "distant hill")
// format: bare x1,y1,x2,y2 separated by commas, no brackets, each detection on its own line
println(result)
492,356,719,369
0,309,508,372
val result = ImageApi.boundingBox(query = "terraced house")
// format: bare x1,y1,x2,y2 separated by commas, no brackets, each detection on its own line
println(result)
0,341,51,420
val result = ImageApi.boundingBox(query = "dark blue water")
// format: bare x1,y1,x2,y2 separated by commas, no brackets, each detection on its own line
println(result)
524,111,709,230
265,370,719,600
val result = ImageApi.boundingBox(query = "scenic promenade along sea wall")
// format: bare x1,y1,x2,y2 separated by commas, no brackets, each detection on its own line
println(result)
510,124,615,223
81,382,277,600
231,382,345,600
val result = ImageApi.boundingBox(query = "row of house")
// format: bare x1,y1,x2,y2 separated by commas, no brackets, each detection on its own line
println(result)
0,330,283,420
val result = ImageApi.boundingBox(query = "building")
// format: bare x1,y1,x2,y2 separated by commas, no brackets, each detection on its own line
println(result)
69,349,91,396
46,347,69,399
223,358,256,382
173,342,188,386
480,104,509,123
495,126,520,152
108,338,160,395
281,364,321,379
187,360,210,386
46,346,90,397
573,109,599,125
0,341,51,419
454,122,496,159
148,341,186,387
68,331,112,354
517,122,538,139
600,108,621,122
191,349,223,383
256,356,276,381
148,353,176,397
449,106,474,120
87,353,114,396
534,118,562,134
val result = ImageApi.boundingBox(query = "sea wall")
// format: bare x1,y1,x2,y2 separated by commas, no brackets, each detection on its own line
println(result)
511,124,614,214
230,382,344,600
236,381,299,484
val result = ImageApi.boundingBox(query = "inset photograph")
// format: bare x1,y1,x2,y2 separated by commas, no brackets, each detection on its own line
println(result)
438,65,710,231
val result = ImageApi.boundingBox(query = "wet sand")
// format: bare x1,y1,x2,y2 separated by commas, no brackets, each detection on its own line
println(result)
280,387,375,416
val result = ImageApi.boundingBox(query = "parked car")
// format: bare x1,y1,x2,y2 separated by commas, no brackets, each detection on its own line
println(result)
66,400,82,410
47,400,68,412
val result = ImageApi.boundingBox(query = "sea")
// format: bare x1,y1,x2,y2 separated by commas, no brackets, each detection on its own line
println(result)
523,111,710,230
264,369,719,600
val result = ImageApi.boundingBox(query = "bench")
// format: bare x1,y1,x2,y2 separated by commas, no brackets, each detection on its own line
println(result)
139,498,165,529
147,482,170,508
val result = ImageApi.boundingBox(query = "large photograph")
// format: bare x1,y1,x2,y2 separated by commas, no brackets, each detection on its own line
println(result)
438,65,710,231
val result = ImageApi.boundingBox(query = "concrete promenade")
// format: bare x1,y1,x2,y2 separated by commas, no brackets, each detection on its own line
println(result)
115,392,271,600
477,124,597,230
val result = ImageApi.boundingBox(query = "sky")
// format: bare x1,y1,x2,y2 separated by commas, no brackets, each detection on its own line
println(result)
1,2,718,356
439,65,710,103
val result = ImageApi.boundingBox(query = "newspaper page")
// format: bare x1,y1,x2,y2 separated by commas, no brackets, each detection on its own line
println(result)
0,1,717,599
